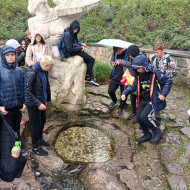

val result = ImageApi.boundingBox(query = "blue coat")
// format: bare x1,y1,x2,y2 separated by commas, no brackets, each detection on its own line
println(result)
0,45,26,110
122,54,172,112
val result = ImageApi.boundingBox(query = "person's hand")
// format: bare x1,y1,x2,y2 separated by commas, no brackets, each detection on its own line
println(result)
112,62,116,66
0,106,8,115
121,95,126,100
159,95,166,101
81,46,85,52
38,104,46,110
81,43,86,47
19,104,27,112
115,60,120,65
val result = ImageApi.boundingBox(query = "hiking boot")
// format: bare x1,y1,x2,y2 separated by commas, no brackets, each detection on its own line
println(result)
137,133,152,143
38,139,50,147
109,101,117,109
115,108,123,118
155,117,162,126
127,113,136,120
90,79,99,86
33,147,48,156
150,128,163,143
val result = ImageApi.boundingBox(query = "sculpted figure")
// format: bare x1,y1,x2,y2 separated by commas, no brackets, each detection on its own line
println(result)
27,0,100,110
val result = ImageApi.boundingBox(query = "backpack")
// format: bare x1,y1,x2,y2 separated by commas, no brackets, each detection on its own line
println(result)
0,112,27,182
58,32,70,58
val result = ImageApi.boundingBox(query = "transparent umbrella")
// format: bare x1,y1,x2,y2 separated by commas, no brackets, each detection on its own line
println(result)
97,39,133,49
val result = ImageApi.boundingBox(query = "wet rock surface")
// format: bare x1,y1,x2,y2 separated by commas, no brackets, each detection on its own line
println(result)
1,84,190,189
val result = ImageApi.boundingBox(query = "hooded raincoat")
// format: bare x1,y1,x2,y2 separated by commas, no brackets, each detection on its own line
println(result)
26,32,52,66
122,54,172,112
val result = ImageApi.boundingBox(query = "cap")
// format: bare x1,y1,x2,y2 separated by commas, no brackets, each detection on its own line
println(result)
3,49,16,54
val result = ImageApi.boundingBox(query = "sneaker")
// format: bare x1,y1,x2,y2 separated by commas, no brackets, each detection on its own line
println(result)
38,139,50,147
21,149,27,156
132,116,138,123
85,75,91,82
109,101,117,109
32,147,48,156
90,79,99,86
127,113,136,120
150,128,163,143
137,133,152,143
155,118,161,126
20,120,25,125
115,108,123,118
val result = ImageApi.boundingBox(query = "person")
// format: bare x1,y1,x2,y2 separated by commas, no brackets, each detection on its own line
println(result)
5,39,20,51
108,46,131,118
60,20,99,86
26,32,52,66
17,38,28,67
26,30,32,44
123,45,139,122
121,54,172,143
25,55,54,156
0,45,27,138
151,42,177,126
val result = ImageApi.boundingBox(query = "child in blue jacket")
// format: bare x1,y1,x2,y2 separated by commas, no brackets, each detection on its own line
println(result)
121,54,172,143
0,45,27,138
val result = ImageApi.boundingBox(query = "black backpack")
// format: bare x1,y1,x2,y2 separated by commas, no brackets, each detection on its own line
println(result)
0,112,27,182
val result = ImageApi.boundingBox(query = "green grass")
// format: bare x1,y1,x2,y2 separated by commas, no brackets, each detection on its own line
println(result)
93,61,112,82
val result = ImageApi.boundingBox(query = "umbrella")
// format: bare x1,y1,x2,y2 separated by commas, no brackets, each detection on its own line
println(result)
97,39,133,49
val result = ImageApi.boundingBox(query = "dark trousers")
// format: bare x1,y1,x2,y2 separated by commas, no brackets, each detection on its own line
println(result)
131,94,137,114
27,107,46,148
108,82,127,109
4,108,22,138
70,51,95,77
136,100,158,135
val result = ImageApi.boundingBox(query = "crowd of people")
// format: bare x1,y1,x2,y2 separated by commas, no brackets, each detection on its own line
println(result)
0,20,177,160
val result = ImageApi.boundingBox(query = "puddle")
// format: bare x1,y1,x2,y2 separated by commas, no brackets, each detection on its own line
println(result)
54,122,116,163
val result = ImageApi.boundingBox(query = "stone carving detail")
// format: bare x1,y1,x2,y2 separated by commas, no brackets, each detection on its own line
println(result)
27,0,100,110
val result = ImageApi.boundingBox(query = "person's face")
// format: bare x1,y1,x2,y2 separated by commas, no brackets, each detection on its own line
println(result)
27,33,32,40
137,67,146,73
73,28,79,34
154,49,165,58
4,52,16,64
35,34,42,43
116,48,124,55
41,62,53,71
21,40,27,49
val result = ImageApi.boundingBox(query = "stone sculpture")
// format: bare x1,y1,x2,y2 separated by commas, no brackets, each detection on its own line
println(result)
27,0,100,110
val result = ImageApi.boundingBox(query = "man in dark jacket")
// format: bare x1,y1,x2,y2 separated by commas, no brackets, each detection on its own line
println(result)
25,55,54,156
0,45,27,138
121,54,172,143
62,20,99,86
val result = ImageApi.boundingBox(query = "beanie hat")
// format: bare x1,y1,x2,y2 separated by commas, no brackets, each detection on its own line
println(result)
127,45,140,58
5,39,20,49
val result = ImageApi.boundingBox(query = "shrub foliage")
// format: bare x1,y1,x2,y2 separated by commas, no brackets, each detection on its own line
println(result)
0,0,189,50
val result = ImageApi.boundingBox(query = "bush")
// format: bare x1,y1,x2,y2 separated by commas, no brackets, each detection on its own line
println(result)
93,61,112,82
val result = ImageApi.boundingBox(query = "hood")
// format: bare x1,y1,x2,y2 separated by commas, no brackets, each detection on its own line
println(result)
1,45,17,69
132,54,152,71
65,20,80,34
31,31,46,45
127,45,139,58
5,39,20,49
